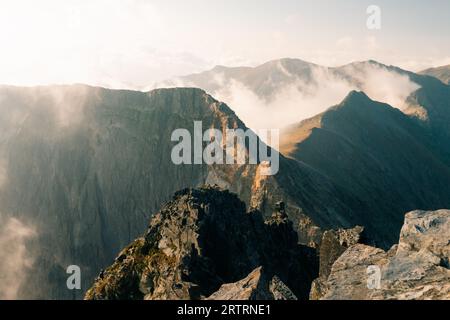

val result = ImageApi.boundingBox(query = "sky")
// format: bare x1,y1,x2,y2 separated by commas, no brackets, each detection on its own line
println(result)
1,0,449,89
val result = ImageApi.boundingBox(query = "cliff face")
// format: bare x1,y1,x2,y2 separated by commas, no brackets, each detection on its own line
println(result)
85,186,318,300
0,85,260,298
0,84,373,299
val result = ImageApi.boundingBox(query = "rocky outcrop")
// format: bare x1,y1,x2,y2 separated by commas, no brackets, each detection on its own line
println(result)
309,225,365,300
318,226,365,278
206,267,297,300
314,209,450,300
85,187,318,300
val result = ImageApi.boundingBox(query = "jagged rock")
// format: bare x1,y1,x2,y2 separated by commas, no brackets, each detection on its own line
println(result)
318,226,365,278
318,210,450,300
207,267,297,300
270,276,298,300
309,225,364,299
85,187,318,300
309,277,329,300
319,244,388,300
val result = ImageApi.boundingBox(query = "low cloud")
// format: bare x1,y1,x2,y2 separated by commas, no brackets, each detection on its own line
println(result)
185,62,421,132
340,63,421,111
212,67,354,131
0,216,37,299
0,159,7,189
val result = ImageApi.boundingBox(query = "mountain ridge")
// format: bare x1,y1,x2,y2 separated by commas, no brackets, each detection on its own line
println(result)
1,64,450,299
420,64,450,85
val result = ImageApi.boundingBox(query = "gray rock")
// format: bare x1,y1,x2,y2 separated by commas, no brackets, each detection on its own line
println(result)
85,187,317,300
269,275,298,300
319,209,450,300
318,226,365,278
309,225,364,299
207,267,297,300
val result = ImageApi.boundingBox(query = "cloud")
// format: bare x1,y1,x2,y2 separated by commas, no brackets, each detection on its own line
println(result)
340,62,421,110
182,62,421,132
0,216,37,299
212,67,355,131
0,159,7,189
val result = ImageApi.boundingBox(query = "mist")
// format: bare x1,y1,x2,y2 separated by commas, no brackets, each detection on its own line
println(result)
212,67,354,131
0,216,37,299
170,62,422,132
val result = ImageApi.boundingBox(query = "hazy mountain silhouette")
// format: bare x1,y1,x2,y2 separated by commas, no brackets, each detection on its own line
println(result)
155,59,424,130
420,64,450,84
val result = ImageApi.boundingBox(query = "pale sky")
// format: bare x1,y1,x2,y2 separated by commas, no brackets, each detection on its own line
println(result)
1,0,449,89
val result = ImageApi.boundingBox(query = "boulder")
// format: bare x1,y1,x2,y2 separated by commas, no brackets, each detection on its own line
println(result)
207,267,297,300
318,210,450,300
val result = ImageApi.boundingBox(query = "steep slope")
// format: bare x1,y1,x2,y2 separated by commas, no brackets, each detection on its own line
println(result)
85,187,318,300
0,84,357,299
420,65,450,85
280,91,450,247
403,75,450,163
0,85,259,298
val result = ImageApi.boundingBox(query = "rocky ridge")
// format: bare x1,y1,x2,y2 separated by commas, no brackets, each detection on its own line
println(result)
85,186,318,300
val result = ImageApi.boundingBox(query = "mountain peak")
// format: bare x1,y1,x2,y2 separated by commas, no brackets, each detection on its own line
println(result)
340,90,371,105
211,64,230,71
262,57,316,67
85,187,318,300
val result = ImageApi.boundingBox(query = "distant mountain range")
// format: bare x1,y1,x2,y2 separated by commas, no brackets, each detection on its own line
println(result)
420,64,450,84
1,58,449,299
155,58,425,130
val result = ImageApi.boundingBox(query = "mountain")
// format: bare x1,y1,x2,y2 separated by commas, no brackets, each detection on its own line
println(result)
277,61,450,163
158,58,321,101
155,58,426,131
0,84,362,298
420,65,450,85
0,85,262,298
85,186,318,300
2,60,450,299
280,90,450,249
